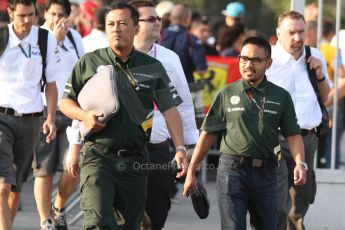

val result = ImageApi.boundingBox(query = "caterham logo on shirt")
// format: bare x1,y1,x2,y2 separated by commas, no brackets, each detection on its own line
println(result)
230,96,240,105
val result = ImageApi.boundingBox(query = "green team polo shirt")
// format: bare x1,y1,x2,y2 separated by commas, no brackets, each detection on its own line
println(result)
63,47,182,150
202,77,300,160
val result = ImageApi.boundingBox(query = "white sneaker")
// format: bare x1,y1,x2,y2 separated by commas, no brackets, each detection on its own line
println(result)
40,219,55,230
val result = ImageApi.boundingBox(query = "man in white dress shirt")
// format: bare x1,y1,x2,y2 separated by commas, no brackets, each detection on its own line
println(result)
0,0,59,229
131,1,198,228
32,0,85,229
266,11,331,230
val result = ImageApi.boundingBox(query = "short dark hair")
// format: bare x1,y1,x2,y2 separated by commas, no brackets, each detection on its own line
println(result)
94,7,107,31
129,0,155,9
242,36,271,58
217,24,245,51
106,2,139,25
278,11,305,28
0,11,10,23
45,0,71,17
8,0,36,11
322,18,335,38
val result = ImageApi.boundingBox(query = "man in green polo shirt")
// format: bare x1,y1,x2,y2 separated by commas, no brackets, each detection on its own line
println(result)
183,37,307,229
60,2,187,229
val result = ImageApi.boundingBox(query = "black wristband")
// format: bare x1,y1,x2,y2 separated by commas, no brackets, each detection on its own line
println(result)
317,76,326,83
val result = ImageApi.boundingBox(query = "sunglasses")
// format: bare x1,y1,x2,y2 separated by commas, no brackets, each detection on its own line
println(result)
138,16,162,23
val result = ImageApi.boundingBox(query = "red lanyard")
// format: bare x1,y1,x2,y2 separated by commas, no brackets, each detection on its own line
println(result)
246,89,266,118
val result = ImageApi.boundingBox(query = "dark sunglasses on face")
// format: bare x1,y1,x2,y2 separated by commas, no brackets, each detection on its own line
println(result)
138,16,162,23
238,55,270,65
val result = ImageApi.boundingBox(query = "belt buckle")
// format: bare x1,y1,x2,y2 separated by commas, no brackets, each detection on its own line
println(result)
252,159,263,167
117,149,127,157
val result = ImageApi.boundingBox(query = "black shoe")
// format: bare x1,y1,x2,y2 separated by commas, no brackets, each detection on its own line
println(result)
51,204,68,230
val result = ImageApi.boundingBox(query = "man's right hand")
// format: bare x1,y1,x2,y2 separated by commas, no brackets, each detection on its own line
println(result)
83,111,106,133
54,18,69,43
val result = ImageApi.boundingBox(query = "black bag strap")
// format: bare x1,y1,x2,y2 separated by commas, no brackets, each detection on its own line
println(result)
0,26,48,92
38,28,49,92
66,30,80,58
0,25,9,57
305,45,323,106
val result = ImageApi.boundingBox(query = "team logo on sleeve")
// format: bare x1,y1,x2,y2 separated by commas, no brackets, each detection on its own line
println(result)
230,96,240,105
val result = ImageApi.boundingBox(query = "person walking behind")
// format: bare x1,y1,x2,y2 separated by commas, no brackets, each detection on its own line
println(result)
0,0,59,229
183,37,307,230
266,11,331,230
131,1,199,229
161,4,208,128
32,0,85,229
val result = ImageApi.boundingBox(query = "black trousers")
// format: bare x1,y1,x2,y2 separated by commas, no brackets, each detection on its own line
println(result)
145,141,175,229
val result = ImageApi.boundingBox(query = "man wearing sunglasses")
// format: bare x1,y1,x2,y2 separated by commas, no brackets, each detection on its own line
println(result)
130,1,198,229
184,37,306,229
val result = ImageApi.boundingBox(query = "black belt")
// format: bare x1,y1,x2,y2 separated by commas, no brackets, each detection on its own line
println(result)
221,154,278,168
301,128,316,136
147,139,171,151
0,106,43,117
85,141,143,157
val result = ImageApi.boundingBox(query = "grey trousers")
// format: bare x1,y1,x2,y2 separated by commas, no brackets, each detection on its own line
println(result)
277,133,317,230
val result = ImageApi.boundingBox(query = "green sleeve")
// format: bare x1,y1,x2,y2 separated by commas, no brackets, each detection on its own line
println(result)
280,92,301,137
154,63,182,113
62,59,84,101
201,89,226,133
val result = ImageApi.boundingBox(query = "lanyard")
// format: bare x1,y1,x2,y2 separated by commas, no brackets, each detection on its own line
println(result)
116,61,139,91
152,43,157,59
59,42,68,52
246,89,266,119
18,43,31,58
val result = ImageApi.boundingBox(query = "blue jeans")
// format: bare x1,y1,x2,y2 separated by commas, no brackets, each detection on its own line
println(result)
216,154,278,230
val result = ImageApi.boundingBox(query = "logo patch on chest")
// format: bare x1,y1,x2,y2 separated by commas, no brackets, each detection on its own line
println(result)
230,96,240,105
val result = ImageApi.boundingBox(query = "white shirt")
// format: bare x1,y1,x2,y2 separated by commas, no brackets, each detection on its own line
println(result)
42,24,85,104
266,42,331,129
149,43,199,145
82,29,108,53
0,24,59,113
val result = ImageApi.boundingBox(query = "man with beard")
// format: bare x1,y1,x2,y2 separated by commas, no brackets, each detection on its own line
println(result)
266,11,331,229
183,36,306,229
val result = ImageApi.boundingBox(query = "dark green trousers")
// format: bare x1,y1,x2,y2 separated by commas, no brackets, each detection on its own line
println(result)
79,144,149,230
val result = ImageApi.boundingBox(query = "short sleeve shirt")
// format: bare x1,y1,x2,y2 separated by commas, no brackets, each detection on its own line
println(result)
63,47,181,150
202,77,300,160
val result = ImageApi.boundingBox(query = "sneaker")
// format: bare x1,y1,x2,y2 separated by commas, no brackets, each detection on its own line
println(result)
40,219,55,230
51,204,68,230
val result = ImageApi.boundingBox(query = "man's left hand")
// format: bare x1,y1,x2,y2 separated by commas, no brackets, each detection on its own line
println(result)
307,56,323,79
293,165,307,185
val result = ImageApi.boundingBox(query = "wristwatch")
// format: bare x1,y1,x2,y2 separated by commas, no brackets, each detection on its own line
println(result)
297,162,308,171
317,76,326,83
176,145,187,153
